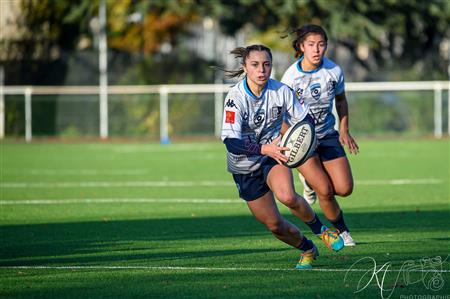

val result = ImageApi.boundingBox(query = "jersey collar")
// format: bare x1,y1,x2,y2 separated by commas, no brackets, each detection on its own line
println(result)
296,56,323,74
243,77,268,100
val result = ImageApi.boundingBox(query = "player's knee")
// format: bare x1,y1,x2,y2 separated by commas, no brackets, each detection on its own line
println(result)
276,191,299,209
266,220,285,235
335,183,353,197
316,184,334,201
336,188,353,197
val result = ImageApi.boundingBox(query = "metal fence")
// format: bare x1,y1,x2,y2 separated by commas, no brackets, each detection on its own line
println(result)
1,81,449,142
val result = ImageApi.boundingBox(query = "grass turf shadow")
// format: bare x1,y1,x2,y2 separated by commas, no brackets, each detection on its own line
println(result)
1,210,449,267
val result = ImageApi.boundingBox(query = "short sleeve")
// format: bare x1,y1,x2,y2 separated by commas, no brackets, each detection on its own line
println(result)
335,66,345,95
221,94,243,141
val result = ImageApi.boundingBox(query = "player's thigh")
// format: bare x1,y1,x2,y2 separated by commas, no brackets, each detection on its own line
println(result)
322,156,354,196
246,191,283,227
266,164,295,193
297,155,332,193
266,164,299,204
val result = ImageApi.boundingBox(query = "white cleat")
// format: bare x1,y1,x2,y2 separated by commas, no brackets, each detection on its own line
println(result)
340,231,356,247
298,172,317,205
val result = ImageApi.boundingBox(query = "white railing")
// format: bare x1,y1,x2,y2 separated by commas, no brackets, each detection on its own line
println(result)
1,81,449,142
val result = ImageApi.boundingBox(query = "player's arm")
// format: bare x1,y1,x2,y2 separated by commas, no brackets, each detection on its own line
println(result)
224,137,288,165
223,138,261,155
335,92,359,154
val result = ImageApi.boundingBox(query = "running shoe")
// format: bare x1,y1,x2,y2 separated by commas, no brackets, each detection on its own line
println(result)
319,226,344,252
340,231,356,247
295,244,319,269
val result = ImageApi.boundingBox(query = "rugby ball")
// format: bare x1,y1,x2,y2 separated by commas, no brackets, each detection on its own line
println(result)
281,120,317,168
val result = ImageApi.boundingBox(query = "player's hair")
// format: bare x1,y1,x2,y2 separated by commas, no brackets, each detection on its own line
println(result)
291,24,328,58
221,44,272,78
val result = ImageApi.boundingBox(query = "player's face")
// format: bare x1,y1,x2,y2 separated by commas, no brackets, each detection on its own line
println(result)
243,50,272,88
300,33,327,70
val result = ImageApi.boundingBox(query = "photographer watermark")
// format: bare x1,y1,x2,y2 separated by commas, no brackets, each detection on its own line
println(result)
344,255,449,299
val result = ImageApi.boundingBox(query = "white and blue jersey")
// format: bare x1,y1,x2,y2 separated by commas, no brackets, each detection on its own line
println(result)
221,78,309,174
281,56,345,139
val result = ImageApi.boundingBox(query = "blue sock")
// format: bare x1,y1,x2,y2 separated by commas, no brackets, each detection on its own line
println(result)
297,236,314,251
329,210,349,233
305,214,323,235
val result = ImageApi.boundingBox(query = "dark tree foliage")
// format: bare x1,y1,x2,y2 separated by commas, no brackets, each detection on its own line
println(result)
2,0,449,81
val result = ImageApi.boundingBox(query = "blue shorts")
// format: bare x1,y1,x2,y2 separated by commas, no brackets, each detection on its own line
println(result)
232,158,278,201
316,131,346,162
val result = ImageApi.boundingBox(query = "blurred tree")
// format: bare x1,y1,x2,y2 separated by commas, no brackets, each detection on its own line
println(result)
5,0,449,77
8,0,95,60
2,0,448,138
201,0,450,78
2,0,201,60
1,0,98,85
108,0,200,55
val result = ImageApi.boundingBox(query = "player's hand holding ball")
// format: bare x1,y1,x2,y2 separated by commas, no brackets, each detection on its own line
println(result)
261,136,289,165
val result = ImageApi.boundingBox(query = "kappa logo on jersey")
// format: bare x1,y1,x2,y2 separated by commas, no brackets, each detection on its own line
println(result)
271,106,282,120
310,83,321,100
225,110,235,124
326,80,337,96
253,110,265,127
225,99,236,108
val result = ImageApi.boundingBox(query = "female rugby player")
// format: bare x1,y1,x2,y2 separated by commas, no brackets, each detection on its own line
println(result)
281,24,359,246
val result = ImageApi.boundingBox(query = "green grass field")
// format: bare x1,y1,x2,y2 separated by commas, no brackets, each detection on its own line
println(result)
1,139,449,298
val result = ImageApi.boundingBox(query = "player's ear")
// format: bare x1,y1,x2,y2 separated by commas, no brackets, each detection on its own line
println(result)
299,42,305,53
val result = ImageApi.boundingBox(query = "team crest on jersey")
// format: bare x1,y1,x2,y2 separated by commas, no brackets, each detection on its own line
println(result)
225,110,235,124
326,80,337,96
253,110,265,127
310,83,321,100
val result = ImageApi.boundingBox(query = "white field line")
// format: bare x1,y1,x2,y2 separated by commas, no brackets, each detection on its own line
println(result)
0,181,235,188
0,198,240,205
0,178,443,189
355,178,443,185
4,169,150,176
1,265,449,273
